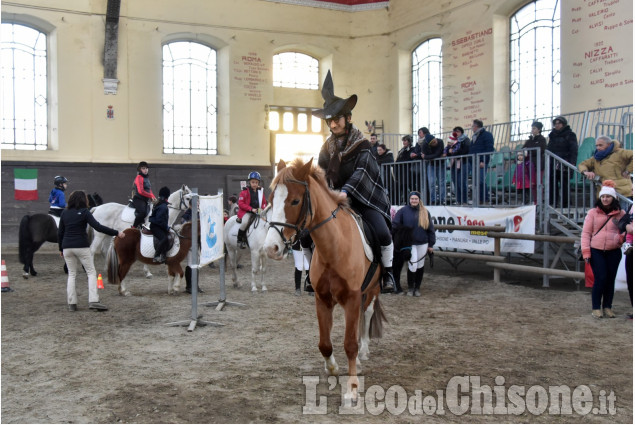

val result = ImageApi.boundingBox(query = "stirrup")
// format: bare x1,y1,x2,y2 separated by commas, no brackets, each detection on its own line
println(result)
381,271,395,293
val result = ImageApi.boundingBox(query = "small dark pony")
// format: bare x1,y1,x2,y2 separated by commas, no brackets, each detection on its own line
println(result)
263,158,387,404
106,222,196,296
18,193,103,278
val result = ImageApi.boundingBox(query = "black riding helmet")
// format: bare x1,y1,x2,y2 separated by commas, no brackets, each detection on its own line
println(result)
54,176,68,189
137,161,149,171
158,186,171,199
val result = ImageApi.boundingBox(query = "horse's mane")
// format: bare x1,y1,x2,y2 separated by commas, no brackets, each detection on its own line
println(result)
271,158,344,206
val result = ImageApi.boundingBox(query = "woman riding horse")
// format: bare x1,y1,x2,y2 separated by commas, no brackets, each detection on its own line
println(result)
311,70,394,292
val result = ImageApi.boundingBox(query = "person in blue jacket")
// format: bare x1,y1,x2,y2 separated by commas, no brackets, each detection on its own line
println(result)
392,191,436,297
468,119,495,203
149,186,171,263
49,176,69,217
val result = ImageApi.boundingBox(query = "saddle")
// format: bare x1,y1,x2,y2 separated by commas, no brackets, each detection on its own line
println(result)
139,226,180,259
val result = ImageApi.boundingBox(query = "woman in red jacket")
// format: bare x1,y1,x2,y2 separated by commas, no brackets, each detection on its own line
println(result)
581,180,625,319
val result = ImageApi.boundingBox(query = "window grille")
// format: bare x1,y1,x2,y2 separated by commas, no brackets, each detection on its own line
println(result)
163,41,217,154
510,0,560,130
273,52,319,90
412,38,443,136
1,23,48,150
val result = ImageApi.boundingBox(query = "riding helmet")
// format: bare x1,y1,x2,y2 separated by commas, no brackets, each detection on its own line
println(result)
248,171,261,181
54,176,68,187
158,186,171,199
137,161,149,170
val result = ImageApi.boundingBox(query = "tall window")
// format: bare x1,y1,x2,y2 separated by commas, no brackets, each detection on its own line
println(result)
510,0,560,125
1,22,48,150
163,41,217,154
273,52,319,89
412,38,442,136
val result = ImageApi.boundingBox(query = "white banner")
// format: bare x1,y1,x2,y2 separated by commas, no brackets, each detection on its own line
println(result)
199,194,225,266
390,205,536,253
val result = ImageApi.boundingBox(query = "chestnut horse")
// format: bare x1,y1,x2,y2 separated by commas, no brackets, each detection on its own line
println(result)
263,158,386,403
106,222,195,296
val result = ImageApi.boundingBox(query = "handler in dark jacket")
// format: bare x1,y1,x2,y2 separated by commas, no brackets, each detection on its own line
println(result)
314,70,394,292
392,191,436,296
149,186,171,263
59,190,125,311
547,116,578,208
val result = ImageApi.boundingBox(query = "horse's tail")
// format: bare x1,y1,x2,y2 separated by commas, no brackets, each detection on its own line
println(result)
106,240,120,285
18,215,32,266
360,293,387,339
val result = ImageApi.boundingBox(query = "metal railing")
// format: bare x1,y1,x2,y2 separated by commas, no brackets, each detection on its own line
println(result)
376,105,633,155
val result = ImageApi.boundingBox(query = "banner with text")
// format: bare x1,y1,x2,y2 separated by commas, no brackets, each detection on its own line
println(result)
390,205,536,253
199,194,225,266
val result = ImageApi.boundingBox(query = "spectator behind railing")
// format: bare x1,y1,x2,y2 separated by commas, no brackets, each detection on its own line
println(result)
523,121,547,170
547,116,578,208
396,134,420,201
443,129,471,204
578,135,633,210
511,151,536,204
416,128,446,205
469,119,495,204
376,143,394,196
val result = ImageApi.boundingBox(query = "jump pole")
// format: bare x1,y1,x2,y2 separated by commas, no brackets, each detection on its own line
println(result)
166,189,224,331
203,189,246,312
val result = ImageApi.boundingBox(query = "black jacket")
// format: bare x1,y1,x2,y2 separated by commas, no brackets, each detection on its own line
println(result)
58,208,118,251
523,134,547,170
149,199,170,232
547,126,578,165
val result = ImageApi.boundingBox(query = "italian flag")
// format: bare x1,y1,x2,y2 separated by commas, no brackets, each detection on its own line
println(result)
14,168,38,200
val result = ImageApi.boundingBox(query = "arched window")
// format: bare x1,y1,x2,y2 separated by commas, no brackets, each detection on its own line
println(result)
1,22,48,150
412,38,442,136
510,0,560,124
273,52,319,89
162,41,217,154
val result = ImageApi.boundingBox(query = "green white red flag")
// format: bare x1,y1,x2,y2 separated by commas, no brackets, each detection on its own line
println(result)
14,168,38,200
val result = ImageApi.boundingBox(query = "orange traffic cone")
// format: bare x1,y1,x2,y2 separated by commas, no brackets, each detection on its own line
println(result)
97,273,104,289
1,260,14,292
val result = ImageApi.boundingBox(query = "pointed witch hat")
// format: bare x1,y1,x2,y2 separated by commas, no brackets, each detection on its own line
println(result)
311,70,357,120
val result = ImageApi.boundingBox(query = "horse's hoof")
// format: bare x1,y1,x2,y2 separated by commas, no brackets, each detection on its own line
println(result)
343,391,359,407
145,272,153,279
30,271,37,277
261,287,268,293
124,291,132,297
251,287,257,293
233,283,239,289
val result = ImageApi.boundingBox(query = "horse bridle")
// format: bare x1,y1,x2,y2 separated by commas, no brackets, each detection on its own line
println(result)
268,177,341,252
168,189,190,211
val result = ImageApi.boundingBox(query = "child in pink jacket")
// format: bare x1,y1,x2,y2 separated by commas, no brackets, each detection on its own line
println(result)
581,180,625,319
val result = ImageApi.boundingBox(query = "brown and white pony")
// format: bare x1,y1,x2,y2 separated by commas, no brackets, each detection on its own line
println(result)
263,158,386,403
106,222,195,296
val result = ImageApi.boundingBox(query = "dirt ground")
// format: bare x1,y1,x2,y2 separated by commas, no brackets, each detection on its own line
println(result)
1,246,632,424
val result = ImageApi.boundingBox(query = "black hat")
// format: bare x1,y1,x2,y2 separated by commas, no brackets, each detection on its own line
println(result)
531,121,543,131
552,116,567,126
158,186,171,199
311,70,357,120
137,161,149,170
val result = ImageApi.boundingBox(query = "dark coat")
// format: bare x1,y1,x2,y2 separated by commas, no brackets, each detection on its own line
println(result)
318,124,391,223
523,134,547,170
469,128,495,165
58,208,118,251
376,150,394,166
392,205,436,246
416,138,445,161
396,145,416,163
149,199,170,232
547,125,578,165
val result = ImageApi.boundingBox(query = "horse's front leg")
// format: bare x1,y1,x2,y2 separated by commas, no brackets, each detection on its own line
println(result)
343,293,362,405
227,248,240,288
168,265,183,294
258,251,267,292
316,296,338,376
250,249,259,293
118,279,131,297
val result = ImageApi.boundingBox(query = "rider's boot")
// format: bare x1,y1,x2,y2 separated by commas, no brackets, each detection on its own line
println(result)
237,229,247,249
380,243,395,293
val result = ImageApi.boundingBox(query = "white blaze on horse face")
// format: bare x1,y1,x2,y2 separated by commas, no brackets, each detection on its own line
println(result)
264,184,289,260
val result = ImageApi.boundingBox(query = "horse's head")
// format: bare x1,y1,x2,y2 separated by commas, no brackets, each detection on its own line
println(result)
264,158,317,260
168,185,192,211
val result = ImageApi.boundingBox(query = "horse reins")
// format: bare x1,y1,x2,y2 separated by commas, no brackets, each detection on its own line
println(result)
268,177,341,252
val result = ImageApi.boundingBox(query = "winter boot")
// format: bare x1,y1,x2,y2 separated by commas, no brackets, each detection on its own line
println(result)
413,267,424,297
237,229,248,249
294,268,302,296
304,271,314,294
184,266,203,294
380,243,395,293
406,270,416,296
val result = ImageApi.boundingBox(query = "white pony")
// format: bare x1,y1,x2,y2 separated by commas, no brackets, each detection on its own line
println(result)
224,207,271,292
90,185,193,276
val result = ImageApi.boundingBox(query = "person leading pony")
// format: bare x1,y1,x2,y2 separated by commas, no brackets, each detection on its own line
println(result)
312,70,394,292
